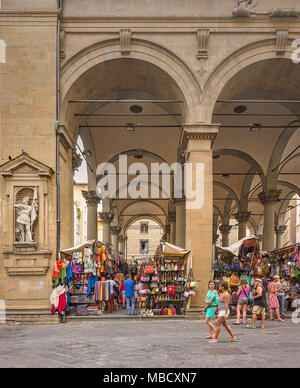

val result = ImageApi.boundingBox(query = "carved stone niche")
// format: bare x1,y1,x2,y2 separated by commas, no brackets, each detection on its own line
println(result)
0,154,54,276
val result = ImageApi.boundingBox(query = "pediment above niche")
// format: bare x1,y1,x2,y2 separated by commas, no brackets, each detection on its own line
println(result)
0,153,54,178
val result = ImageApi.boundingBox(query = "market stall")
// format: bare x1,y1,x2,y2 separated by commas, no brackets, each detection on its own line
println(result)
50,240,125,318
137,242,197,316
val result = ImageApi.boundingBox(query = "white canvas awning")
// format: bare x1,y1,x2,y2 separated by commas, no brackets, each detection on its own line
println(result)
60,240,96,255
216,235,257,257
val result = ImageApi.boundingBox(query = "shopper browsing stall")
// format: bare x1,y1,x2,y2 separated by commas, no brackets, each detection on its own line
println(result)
124,274,136,315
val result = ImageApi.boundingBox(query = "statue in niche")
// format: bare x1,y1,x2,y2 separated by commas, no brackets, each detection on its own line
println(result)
14,187,38,243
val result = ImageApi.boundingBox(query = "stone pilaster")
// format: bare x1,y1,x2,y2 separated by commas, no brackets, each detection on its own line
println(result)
182,124,218,307
169,211,176,244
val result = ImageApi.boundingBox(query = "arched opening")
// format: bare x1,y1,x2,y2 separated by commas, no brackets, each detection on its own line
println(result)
211,57,300,249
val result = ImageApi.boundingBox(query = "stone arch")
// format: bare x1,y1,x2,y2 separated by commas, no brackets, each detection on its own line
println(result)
213,149,266,189
203,38,297,122
61,37,202,124
124,214,165,235
119,199,167,220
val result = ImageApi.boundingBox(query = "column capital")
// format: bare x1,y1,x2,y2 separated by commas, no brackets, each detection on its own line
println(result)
111,226,121,235
234,211,251,224
99,212,114,224
81,190,100,206
118,234,127,243
258,189,281,205
219,224,232,235
275,225,287,235
181,124,219,150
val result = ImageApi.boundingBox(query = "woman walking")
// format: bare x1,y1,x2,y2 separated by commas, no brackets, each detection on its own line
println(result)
209,281,237,343
269,275,285,322
202,281,218,339
234,278,250,325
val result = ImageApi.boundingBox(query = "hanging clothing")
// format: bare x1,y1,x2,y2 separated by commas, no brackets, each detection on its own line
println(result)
87,273,98,297
50,285,66,314
66,262,73,288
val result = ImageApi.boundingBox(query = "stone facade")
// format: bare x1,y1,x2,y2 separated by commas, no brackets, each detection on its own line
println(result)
0,0,300,313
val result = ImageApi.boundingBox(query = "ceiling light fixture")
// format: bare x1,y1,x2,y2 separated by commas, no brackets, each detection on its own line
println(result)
250,123,261,132
234,105,247,114
213,154,221,159
130,105,143,113
221,173,230,179
126,123,136,131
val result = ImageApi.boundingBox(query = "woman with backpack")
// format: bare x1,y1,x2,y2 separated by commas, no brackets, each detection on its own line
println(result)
234,278,250,325
208,281,237,343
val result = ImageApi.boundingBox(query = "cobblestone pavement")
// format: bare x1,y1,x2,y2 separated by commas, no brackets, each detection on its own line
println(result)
0,318,299,368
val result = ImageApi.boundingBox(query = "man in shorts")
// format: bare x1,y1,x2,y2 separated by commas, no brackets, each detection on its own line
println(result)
248,278,266,329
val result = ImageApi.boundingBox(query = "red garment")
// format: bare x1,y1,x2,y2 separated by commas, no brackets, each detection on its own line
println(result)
51,293,67,315
58,293,67,314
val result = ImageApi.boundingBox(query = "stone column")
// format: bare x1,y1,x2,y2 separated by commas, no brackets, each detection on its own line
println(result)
169,211,176,244
111,226,121,257
258,189,281,251
213,214,219,245
118,234,126,256
165,224,171,243
257,234,263,251
234,211,251,240
174,199,186,248
81,190,99,241
99,212,113,243
183,124,218,307
275,225,287,249
219,224,232,247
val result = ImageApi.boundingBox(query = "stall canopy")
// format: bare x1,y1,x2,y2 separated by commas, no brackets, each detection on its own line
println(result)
60,240,96,255
161,241,193,275
216,236,257,257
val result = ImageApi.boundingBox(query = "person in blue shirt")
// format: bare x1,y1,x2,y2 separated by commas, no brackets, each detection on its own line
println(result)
124,274,136,315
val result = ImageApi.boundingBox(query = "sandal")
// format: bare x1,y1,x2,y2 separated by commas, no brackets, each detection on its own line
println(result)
233,322,240,325
208,339,218,343
229,337,237,342
204,335,213,339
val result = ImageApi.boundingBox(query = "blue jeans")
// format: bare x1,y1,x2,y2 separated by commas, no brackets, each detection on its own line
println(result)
278,295,285,315
126,296,135,315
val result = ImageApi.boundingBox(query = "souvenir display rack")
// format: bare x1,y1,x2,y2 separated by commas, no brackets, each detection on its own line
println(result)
138,243,196,316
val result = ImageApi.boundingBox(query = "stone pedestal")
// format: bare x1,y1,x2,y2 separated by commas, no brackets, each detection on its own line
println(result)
258,189,281,251
182,124,218,307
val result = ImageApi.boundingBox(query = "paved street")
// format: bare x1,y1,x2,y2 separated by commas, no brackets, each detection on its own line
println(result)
0,318,299,368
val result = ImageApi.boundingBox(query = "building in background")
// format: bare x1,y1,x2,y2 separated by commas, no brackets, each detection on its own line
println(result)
126,220,163,261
